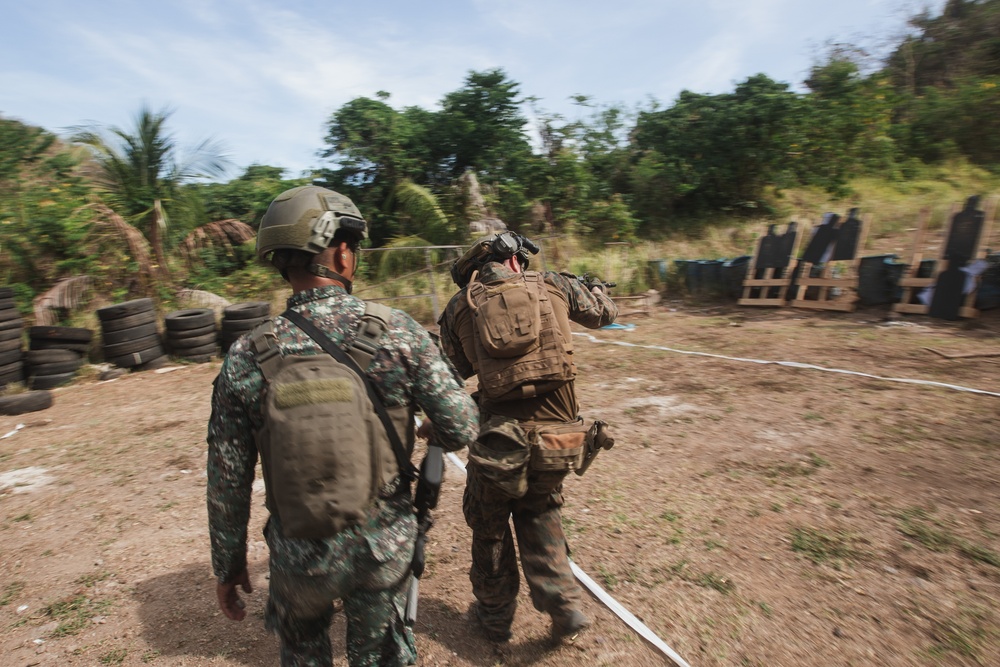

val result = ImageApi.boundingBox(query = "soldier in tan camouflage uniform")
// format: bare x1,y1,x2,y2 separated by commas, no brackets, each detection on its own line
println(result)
207,186,479,667
437,233,618,643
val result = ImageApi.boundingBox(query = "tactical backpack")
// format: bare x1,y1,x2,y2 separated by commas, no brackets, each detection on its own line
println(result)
251,303,416,539
466,270,575,401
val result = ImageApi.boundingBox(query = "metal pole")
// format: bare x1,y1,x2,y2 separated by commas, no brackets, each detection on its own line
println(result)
425,247,440,321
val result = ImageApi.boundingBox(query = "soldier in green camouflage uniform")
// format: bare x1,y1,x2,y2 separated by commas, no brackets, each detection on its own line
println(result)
437,241,617,643
207,186,479,667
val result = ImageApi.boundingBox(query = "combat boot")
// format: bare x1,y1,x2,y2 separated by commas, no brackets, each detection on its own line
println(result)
471,601,513,643
551,608,590,642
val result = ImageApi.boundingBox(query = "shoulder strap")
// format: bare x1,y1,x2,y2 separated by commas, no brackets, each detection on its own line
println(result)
280,307,417,482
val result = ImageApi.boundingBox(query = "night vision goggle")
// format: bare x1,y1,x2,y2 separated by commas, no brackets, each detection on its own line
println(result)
450,232,540,287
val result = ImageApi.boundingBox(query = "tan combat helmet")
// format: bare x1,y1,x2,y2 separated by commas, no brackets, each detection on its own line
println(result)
256,185,368,261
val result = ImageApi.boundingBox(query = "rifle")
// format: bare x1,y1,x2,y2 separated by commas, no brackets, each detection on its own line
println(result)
404,442,443,626
564,272,617,292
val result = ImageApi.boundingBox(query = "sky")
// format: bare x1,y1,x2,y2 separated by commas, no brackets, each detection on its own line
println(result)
0,0,943,179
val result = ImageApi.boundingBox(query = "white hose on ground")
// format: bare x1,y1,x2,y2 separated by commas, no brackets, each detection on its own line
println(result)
444,451,691,667
572,332,1000,398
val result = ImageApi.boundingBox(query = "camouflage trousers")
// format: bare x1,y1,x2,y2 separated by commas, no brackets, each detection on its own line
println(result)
264,499,417,667
462,462,583,634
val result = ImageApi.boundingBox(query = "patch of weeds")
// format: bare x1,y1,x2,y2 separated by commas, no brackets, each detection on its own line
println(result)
660,511,680,523
41,549,53,557
704,539,723,551
757,601,773,617
790,527,861,567
99,649,127,665
747,508,761,518
669,560,688,576
41,594,112,637
141,649,161,663
0,581,25,606
694,572,735,595
157,501,177,511
13,513,31,522
957,542,1000,568
807,452,829,468
926,607,992,662
77,571,112,588
597,565,618,590
897,509,954,552
770,502,783,513
827,501,842,510
803,412,826,422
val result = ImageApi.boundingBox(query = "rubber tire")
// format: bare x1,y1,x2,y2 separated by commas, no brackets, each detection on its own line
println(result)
0,297,15,310
0,307,21,323
106,345,166,368
0,287,14,299
100,310,157,333
0,390,53,415
173,342,217,356
0,327,23,342
28,339,90,353
0,349,23,366
97,298,154,322
221,316,268,334
165,323,216,340
28,326,93,343
167,332,217,350
28,371,75,390
133,354,170,371
174,353,214,364
101,322,159,345
164,309,215,331
0,337,23,352
0,363,24,385
29,358,83,375
102,334,163,358
25,349,79,365
0,317,24,331
223,302,270,320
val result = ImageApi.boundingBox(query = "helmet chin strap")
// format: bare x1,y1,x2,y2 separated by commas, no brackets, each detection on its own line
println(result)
308,263,353,294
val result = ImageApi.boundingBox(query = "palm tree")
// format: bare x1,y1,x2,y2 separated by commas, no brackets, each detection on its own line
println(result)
72,105,230,278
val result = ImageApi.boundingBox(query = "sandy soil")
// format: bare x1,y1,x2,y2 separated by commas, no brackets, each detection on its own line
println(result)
1,303,998,667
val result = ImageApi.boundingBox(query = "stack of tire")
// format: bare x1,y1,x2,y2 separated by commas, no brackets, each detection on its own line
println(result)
97,298,167,370
0,288,25,388
163,309,217,363
26,326,93,389
219,302,271,353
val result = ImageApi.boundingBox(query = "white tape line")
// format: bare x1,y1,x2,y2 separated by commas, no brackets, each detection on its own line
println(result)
573,332,1000,398
444,451,690,666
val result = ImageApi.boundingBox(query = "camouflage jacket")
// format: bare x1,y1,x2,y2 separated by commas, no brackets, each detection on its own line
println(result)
437,263,618,422
207,285,479,583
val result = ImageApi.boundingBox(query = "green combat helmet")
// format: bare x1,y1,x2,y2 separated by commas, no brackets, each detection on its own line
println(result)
450,232,540,288
256,185,368,261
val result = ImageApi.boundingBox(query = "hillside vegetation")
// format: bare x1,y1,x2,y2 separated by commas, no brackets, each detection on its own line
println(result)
0,0,998,322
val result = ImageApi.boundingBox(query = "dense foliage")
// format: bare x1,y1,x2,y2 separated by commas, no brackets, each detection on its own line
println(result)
1,0,998,308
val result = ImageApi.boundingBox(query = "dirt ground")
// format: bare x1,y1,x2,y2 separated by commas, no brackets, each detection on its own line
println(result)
1,302,998,667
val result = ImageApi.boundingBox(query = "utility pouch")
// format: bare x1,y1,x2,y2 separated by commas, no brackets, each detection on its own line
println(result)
467,272,541,358
527,417,588,473
469,415,530,498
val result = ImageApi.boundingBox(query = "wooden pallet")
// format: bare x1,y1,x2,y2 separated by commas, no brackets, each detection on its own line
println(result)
893,196,997,319
738,222,801,307
789,210,872,312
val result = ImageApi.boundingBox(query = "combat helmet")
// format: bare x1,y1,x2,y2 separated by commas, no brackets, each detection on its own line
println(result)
450,232,540,288
256,185,368,261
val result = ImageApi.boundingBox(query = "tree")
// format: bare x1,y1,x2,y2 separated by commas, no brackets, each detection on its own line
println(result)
72,105,230,277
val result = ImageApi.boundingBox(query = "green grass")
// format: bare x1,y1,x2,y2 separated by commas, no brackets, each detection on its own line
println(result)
790,526,863,567
41,594,113,637
99,649,127,665
0,581,24,606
